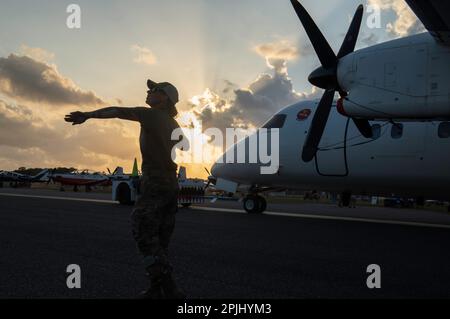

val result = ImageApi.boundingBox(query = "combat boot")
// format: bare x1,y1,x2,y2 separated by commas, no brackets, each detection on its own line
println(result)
161,273,186,299
138,276,164,299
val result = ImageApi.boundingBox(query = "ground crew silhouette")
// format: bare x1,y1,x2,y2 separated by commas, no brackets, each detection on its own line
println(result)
65,79,187,299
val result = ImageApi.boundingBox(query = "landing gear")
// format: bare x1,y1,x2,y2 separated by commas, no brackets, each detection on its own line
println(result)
243,194,267,214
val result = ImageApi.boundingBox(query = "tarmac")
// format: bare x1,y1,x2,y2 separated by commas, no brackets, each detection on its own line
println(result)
1,187,450,298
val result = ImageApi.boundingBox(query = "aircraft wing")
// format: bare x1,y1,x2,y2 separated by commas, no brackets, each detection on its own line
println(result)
405,0,450,45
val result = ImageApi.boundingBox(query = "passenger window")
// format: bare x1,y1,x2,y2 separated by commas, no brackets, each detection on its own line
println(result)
391,123,403,139
262,114,287,129
438,122,450,138
371,124,381,140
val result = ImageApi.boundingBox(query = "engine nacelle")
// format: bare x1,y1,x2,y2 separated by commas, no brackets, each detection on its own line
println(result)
337,33,450,121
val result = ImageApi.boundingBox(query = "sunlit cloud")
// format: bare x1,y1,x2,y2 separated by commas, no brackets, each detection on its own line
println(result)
0,99,140,172
254,40,300,61
131,45,158,65
368,0,425,37
19,45,55,63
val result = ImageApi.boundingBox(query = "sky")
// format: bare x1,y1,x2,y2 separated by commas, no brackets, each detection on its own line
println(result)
0,0,424,177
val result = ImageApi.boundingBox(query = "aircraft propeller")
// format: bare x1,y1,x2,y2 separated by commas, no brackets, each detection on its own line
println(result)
290,0,372,162
203,167,216,190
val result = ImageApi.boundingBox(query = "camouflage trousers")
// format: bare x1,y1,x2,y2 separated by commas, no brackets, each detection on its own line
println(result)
131,173,179,279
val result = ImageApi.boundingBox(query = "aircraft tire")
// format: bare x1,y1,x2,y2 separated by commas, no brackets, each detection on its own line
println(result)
244,195,264,214
257,195,267,213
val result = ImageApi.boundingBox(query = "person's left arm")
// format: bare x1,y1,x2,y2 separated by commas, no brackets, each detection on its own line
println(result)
64,107,147,125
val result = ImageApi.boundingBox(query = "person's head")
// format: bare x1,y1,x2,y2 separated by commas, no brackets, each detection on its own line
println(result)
146,80,179,117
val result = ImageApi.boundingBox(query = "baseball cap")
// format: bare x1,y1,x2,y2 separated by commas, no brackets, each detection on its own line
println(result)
147,79,179,105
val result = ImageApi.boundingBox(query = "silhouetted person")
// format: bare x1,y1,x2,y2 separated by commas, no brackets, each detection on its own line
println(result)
65,79,186,299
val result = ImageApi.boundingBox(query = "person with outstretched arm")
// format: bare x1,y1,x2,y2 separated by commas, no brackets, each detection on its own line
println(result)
65,79,187,299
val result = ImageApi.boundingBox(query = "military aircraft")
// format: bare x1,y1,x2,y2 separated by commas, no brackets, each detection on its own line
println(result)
210,0,450,213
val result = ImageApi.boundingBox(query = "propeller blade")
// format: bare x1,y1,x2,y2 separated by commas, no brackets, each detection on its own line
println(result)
337,5,364,58
290,0,337,69
204,167,211,176
107,168,112,175
302,89,335,162
352,118,373,138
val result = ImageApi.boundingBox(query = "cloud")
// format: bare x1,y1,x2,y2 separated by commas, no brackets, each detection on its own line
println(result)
183,40,321,134
0,54,105,106
19,45,55,63
131,45,157,65
254,40,300,74
254,40,300,61
368,0,425,37
0,99,139,170
360,32,380,47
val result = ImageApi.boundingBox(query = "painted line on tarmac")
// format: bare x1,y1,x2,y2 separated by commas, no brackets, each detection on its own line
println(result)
1,192,449,230
191,206,450,230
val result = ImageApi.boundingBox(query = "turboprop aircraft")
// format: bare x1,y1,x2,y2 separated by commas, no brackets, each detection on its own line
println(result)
210,100,450,213
209,0,450,213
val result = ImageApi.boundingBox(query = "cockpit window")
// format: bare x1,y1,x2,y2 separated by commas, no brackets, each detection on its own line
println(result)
261,114,287,129
371,124,381,139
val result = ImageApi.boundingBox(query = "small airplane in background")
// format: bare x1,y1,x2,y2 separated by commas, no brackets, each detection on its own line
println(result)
46,169,112,192
0,169,49,187
47,158,141,192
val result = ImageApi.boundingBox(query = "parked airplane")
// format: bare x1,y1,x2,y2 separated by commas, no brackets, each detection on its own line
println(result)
211,100,450,213
0,169,49,187
47,159,140,192
209,0,450,213
289,0,450,161
47,169,111,192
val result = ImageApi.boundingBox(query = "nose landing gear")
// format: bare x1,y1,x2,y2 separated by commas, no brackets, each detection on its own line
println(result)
243,194,267,214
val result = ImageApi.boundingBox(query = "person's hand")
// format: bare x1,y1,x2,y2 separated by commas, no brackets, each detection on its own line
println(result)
64,111,89,125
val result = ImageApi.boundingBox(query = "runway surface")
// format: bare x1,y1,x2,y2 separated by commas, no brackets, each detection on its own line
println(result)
1,188,450,298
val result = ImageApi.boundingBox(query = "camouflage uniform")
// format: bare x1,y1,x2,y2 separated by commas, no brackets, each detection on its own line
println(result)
131,171,179,285
123,80,185,298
